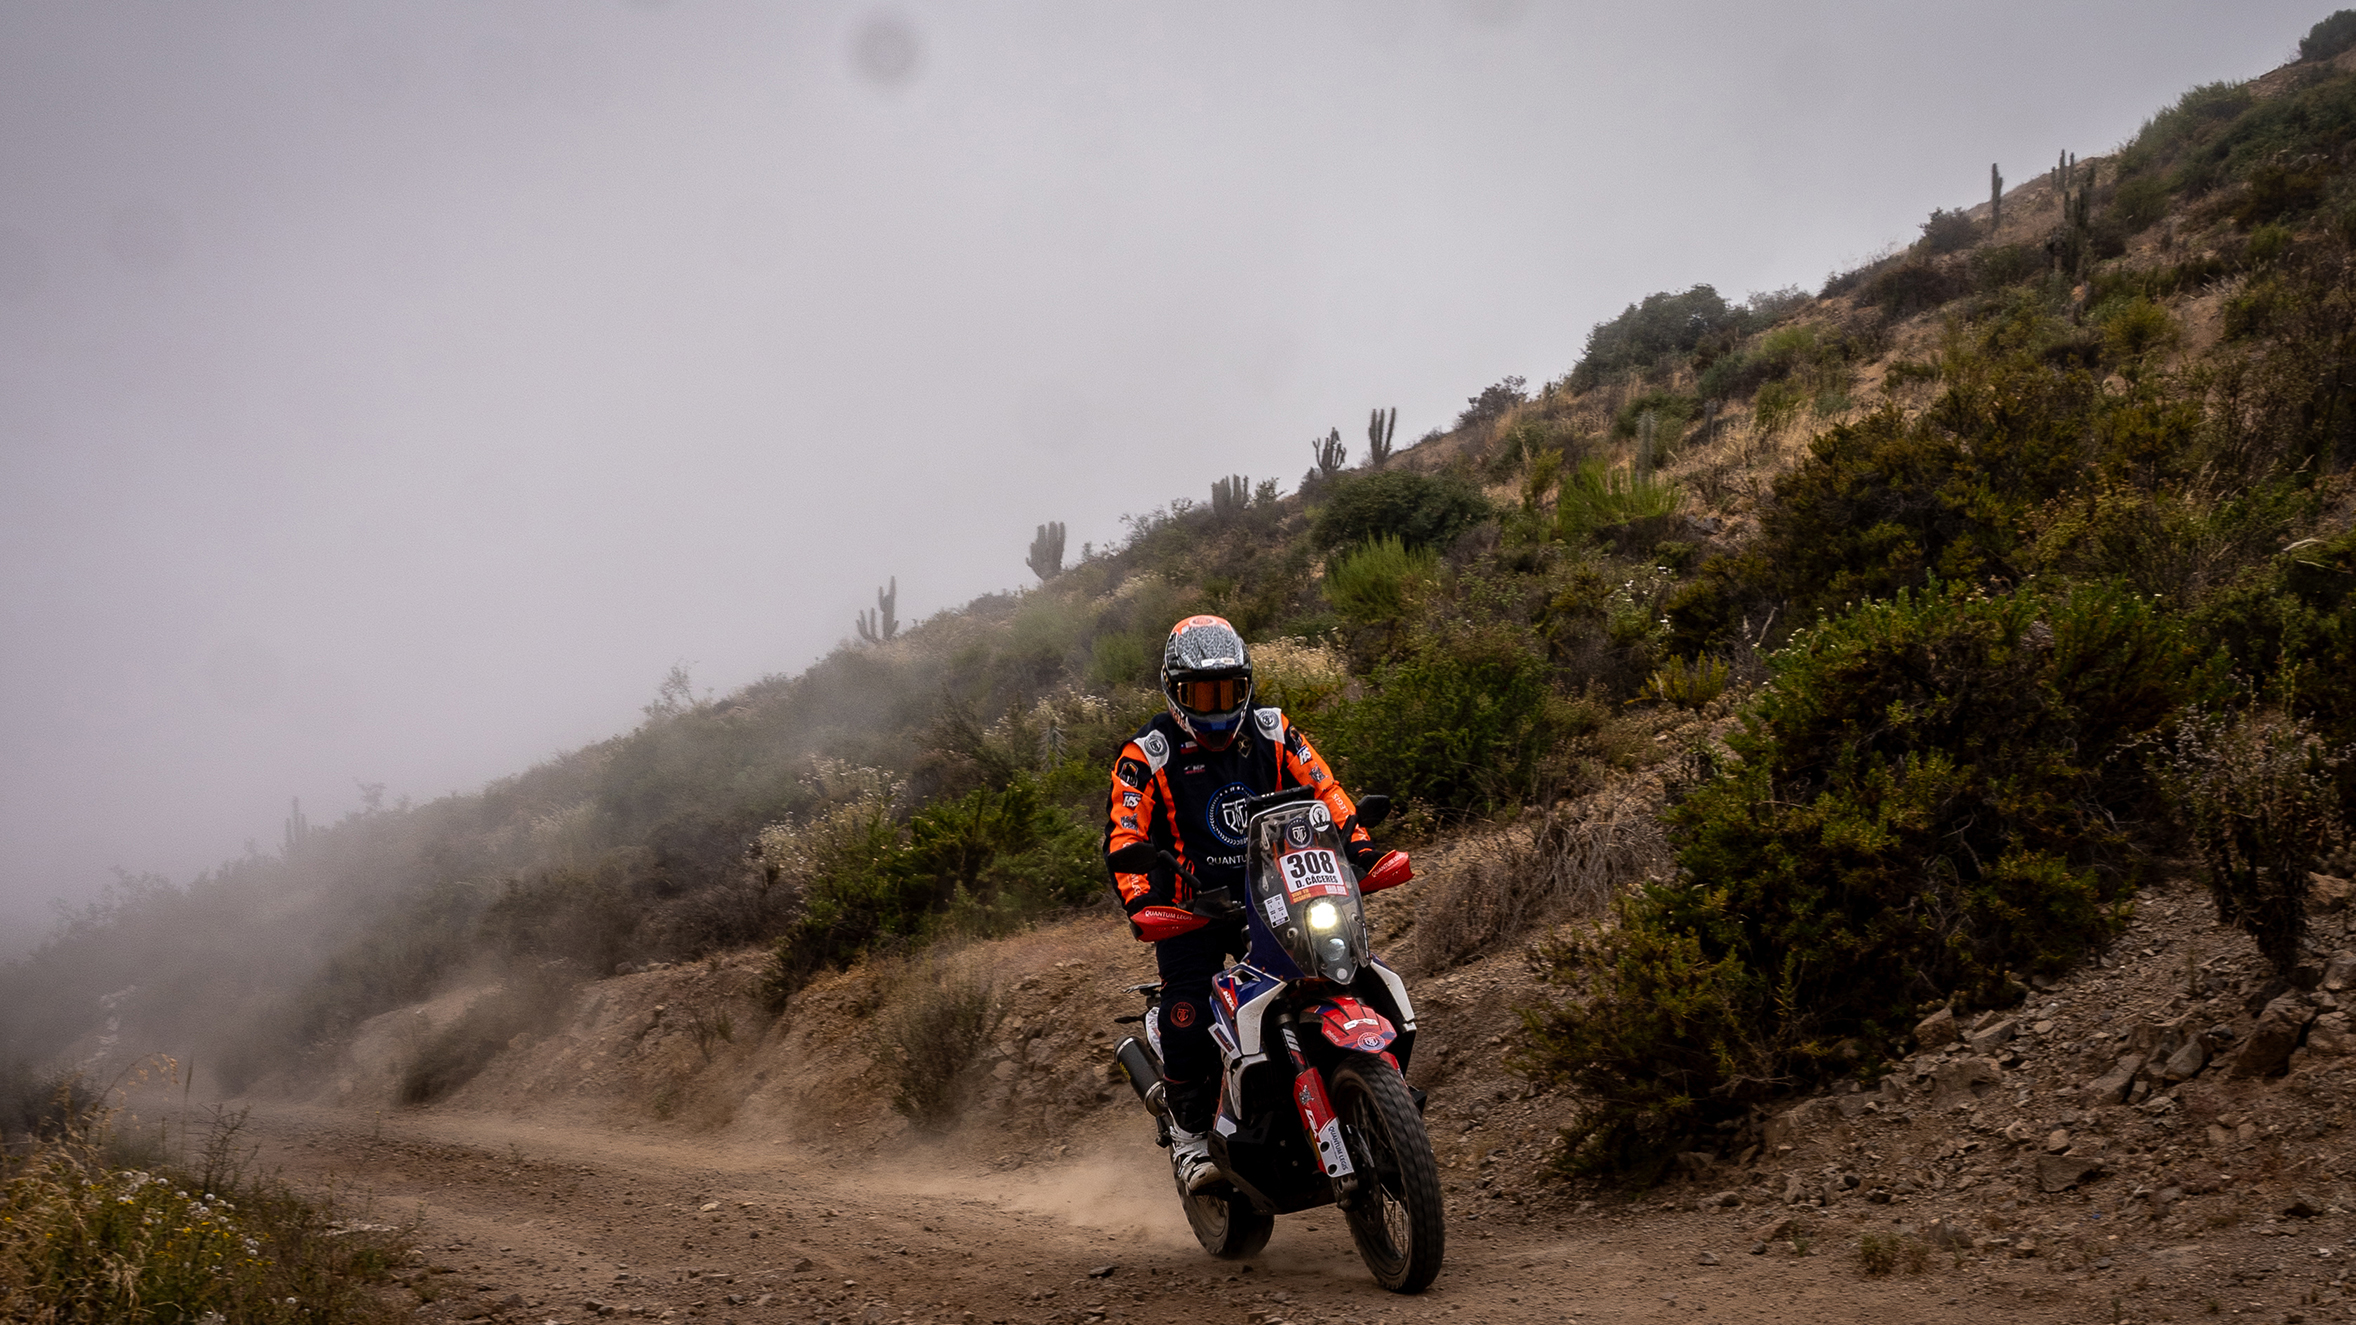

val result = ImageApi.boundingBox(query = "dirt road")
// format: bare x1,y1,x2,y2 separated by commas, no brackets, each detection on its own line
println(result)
239,1099,2118,1325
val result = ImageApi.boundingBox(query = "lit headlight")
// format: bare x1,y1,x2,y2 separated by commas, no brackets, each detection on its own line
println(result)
1306,899,1341,932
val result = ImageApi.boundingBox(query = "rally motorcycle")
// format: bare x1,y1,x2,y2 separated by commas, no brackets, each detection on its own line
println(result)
1108,788,1444,1294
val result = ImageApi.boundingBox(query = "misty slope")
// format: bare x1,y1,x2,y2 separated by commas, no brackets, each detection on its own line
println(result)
14,13,2356,1174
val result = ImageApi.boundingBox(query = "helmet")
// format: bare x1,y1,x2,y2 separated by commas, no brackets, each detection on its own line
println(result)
1161,615,1254,750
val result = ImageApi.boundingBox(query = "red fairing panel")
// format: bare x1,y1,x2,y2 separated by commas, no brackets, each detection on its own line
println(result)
1360,850,1413,893
1311,996,1398,1054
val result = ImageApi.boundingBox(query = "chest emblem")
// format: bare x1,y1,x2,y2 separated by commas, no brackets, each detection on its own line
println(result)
1206,782,1256,848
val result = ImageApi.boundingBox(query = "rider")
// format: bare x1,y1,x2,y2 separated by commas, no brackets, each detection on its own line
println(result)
1104,615,1379,1193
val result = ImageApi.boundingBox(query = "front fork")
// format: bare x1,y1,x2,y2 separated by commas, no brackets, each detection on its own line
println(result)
1277,1013,1360,1209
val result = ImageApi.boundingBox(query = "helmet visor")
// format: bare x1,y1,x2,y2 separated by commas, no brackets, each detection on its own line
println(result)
1173,676,1249,717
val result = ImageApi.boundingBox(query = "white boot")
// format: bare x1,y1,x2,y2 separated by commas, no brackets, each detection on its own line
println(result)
1168,1125,1220,1194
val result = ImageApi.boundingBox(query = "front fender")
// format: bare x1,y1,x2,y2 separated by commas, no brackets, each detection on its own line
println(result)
1306,996,1397,1054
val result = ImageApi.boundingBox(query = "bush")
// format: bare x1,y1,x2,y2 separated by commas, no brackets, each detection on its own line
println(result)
1969,243,2045,292
1569,285,1736,390
1918,208,1976,255
396,965,576,1105
1409,784,1668,973
1639,655,1730,709
1309,468,1492,554
1,1105,411,1323
1859,261,1968,319
2150,708,2346,976
2304,10,2356,62
1456,375,1529,430
871,962,1003,1128
1555,460,1678,544
1519,582,2189,1170
1324,535,1439,625
1323,624,1599,817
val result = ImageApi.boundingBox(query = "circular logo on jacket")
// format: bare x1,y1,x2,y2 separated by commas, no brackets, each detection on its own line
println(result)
1206,782,1255,848
1169,1001,1198,1028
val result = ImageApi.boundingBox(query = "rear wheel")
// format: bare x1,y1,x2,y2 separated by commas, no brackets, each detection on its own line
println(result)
1330,1053,1445,1293
1181,1182,1273,1259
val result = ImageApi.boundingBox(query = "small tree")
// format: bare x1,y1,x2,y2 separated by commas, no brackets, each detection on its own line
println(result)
1457,377,1527,430
1026,522,1065,582
855,577,899,644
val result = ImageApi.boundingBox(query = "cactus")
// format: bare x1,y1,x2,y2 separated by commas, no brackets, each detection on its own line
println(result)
283,797,309,855
1210,475,1251,518
1026,521,1065,581
855,576,899,644
1990,162,2004,233
1310,427,1347,478
1366,407,1397,467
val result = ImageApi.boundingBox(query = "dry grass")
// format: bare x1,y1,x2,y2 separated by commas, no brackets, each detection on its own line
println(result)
869,953,1005,1130
1405,782,1672,973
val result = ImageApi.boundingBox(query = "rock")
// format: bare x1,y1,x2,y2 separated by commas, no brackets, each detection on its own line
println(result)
2284,1195,2324,1219
1762,1098,1839,1149
2327,953,2356,993
1754,1214,1814,1244
1088,1264,1118,1278
1780,1174,1807,1205
1697,1251,1720,1265
2313,874,2355,913
2311,1011,2356,1057
1924,1218,1972,1250
789,1258,815,1273
2037,1153,2103,1193
1967,1018,2020,1054
1928,1057,2004,1108
1749,1241,1768,1255
2044,1128,2072,1154
1708,1190,1742,1208
496,1294,524,1309
2158,1036,2209,1083
2086,1054,2145,1105
1915,1006,1959,1048
2230,1005,2311,1078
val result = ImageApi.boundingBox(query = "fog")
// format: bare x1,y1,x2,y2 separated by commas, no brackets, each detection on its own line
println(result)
0,1,2320,947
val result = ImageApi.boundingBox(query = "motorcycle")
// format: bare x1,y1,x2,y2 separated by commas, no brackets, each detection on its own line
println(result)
1107,788,1444,1294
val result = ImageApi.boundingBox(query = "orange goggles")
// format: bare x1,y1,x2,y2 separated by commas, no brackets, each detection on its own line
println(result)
1174,677,1249,714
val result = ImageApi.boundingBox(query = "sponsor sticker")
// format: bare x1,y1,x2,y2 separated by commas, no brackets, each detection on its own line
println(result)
1280,846,1349,901
1262,892,1288,926
1307,801,1331,831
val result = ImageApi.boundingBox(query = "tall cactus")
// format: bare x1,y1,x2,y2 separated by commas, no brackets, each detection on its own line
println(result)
1210,474,1251,518
283,797,309,855
855,576,899,644
1310,427,1347,478
1026,522,1065,581
1366,407,1397,467
1990,162,2004,234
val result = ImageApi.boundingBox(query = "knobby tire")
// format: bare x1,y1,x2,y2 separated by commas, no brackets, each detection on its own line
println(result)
1331,1052,1445,1293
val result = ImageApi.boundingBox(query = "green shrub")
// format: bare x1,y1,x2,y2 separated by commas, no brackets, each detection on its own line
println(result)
1918,208,1976,255
1309,468,1492,553
2099,296,2179,372
1570,285,1737,390
1556,460,1678,543
1859,261,1969,319
1519,582,2189,1170
1969,243,2046,292
1639,655,1730,709
1456,376,1529,429
1324,534,1439,624
2150,708,2346,977
2111,175,2171,233
1324,624,1599,817
1611,391,1696,440
1,1106,411,1324
2304,10,2356,62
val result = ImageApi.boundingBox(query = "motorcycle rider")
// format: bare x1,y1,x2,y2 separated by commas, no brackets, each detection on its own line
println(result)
1104,615,1380,1194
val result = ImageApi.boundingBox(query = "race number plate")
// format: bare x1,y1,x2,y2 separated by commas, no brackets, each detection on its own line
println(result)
1279,846,1349,901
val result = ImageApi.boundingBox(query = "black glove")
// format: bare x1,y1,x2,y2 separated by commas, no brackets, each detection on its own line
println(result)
1347,838,1381,874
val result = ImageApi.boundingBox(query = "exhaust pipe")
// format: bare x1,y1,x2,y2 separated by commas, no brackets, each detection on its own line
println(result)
1114,1036,1167,1117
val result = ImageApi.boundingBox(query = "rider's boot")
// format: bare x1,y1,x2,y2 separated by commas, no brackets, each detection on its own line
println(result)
1168,1123,1220,1194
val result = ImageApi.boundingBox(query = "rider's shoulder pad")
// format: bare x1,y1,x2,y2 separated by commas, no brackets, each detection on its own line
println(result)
1135,725,1173,773
1253,706,1284,740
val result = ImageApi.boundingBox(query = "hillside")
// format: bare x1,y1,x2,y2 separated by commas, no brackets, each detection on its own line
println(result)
17,13,2356,1321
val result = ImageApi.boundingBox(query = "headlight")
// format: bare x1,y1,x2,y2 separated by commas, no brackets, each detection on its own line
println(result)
1305,899,1341,932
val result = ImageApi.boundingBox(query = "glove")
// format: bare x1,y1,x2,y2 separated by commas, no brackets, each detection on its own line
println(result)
1346,838,1380,874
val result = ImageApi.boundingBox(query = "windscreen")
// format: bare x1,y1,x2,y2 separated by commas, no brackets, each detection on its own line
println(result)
1246,801,1369,984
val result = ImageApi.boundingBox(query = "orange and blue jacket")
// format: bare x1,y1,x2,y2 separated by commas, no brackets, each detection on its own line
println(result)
1104,707,1372,940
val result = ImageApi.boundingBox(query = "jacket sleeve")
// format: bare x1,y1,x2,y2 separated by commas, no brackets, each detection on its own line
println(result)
1105,738,1172,918
1276,715,1377,863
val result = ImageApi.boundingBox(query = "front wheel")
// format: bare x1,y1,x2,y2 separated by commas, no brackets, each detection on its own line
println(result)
1331,1053,1445,1293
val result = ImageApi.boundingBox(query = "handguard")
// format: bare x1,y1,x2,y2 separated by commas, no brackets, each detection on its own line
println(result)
1359,850,1414,894
1130,904,1210,942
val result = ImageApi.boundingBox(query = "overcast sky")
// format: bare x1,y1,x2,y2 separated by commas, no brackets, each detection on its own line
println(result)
0,0,2326,945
